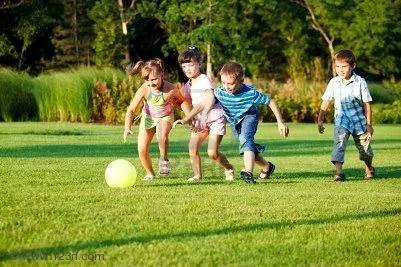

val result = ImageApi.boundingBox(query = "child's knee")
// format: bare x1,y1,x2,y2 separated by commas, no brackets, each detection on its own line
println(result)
188,148,198,158
207,150,219,160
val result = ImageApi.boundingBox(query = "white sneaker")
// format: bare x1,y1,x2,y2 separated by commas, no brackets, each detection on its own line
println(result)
187,176,201,182
142,175,155,181
158,160,171,176
225,169,234,181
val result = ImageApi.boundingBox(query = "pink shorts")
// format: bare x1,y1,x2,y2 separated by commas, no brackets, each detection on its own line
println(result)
192,104,226,135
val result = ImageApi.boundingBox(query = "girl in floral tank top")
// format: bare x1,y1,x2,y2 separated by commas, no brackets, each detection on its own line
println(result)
124,59,190,181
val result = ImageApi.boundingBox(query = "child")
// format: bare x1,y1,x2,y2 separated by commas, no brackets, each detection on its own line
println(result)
317,49,375,181
213,61,289,183
124,58,190,180
174,47,234,182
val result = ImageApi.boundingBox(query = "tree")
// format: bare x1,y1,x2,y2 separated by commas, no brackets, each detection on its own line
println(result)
89,0,126,67
50,0,95,69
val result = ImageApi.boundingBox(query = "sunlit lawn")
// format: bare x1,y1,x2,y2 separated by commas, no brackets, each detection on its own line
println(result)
0,122,400,266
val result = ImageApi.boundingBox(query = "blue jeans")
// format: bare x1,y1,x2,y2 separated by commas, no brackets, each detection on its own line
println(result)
233,110,265,155
331,126,374,164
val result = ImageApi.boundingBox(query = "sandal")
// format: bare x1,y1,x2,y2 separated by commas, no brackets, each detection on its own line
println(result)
365,167,376,180
334,172,346,182
259,162,275,180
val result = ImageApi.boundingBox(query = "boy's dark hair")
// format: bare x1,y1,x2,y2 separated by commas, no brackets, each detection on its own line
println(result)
219,61,244,83
126,58,164,79
334,49,356,66
178,46,202,65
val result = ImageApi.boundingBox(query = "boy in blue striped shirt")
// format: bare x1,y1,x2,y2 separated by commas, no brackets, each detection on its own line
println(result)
318,50,375,181
215,62,289,183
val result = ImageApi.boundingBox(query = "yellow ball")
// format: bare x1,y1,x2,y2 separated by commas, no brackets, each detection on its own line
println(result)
105,159,137,188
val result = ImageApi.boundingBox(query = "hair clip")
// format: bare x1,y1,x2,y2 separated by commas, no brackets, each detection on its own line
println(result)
188,46,197,51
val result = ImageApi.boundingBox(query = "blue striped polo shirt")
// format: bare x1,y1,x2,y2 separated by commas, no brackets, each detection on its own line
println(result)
322,73,372,135
214,84,270,125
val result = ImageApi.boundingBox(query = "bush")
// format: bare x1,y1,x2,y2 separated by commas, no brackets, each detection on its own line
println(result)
0,69,38,121
32,67,125,122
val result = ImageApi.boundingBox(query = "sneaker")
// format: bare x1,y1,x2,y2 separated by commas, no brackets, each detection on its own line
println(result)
240,171,256,184
187,176,201,183
225,169,234,182
142,175,155,181
158,159,171,176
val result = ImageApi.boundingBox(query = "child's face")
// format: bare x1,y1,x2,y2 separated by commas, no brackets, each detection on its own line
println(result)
145,70,163,90
181,60,200,79
335,60,354,80
221,74,241,94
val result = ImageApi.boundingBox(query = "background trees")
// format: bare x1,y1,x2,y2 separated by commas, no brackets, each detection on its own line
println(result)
0,0,400,81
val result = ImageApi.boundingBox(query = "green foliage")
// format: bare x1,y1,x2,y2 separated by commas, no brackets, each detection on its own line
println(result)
91,75,142,124
88,0,125,67
247,78,330,123
50,0,96,69
373,79,401,124
0,34,18,59
32,67,125,122
0,122,400,265
0,69,38,121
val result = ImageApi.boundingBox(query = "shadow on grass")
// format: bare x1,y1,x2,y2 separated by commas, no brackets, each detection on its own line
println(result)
1,138,400,159
2,207,401,261
276,166,401,180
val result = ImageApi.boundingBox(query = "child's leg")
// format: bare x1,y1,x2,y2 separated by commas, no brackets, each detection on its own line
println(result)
331,127,350,174
243,151,255,173
155,119,172,161
352,132,374,176
188,131,208,178
137,128,156,176
207,133,233,171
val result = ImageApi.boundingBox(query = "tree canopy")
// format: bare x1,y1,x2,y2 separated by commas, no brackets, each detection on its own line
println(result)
1,0,400,80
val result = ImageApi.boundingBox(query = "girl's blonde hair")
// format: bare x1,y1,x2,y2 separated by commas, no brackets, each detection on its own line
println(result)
126,58,165,79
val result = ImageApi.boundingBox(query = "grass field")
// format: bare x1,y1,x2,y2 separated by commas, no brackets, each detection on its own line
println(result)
0,122,400,266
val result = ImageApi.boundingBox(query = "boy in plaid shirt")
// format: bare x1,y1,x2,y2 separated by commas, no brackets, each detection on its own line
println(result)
318,50,375,181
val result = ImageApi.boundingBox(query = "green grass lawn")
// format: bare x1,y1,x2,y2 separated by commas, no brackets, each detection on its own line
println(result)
0,122,400,266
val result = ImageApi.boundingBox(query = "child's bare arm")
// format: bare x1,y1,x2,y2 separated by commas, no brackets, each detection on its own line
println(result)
171,89,191,116
268,99,289,137
363,102,373,136
317,100,331,134
123,85,146,142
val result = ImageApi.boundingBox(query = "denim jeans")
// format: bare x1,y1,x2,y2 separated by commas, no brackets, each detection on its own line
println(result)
331,126,374,164
234,110,265,155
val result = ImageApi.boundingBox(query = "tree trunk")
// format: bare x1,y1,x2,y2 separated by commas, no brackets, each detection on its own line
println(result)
18,46,25,70
73,0,80,66
302,0,336,76
206,0,213,80
117,0,130,62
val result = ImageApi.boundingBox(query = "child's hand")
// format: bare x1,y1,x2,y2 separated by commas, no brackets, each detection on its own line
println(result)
367,124,374,136
123,129,133,143
317,122,325,134
278,122,289,137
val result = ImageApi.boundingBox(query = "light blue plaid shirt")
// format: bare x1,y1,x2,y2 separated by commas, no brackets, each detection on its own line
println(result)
322,73,372,135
